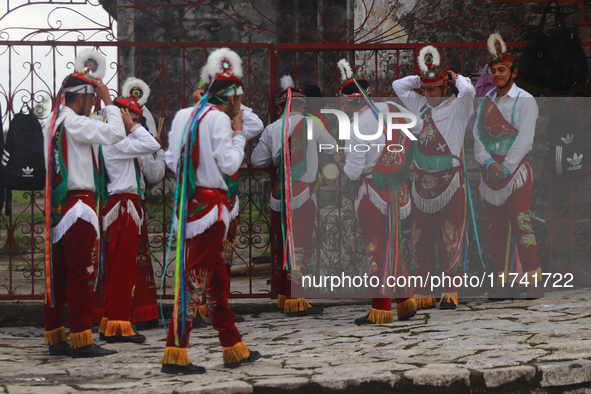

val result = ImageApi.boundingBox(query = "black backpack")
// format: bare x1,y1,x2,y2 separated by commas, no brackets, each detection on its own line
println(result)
2,105,46,191
548,110,588,182
519,0,589,93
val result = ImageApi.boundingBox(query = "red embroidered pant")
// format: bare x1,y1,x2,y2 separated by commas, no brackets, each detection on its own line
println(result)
357,195,413,311
411,186,465,295
271,198,315,301
103,194,140,324
484,177,541,281
131,202,159,323
165,221,242,349
44,219,98,335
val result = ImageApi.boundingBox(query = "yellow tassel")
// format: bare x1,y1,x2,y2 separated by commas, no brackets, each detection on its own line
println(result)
397,298,417,319
284,298,312,313
277,294,286,309
414,294,436,309
222,341,250,364
368,307,394,324
525,267,543,284
45,327,67,346
441,292,458,306
105,320,136,337
98,317,108,334
198,304,208,319
70,329,93,348
161,347,191,366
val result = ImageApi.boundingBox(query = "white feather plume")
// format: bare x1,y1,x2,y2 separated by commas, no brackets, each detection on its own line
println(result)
337,59,353,81
280,75,294,90
201,47,243,85
487,33,506,57
418,45,440,73
122,77,150,106
74,49,106,79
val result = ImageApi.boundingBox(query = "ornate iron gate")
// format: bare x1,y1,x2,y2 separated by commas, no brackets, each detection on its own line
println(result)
1,0,590,300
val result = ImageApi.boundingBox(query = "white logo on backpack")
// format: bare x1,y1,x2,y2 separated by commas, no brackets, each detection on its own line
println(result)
567,153,583,171
22,166,34,177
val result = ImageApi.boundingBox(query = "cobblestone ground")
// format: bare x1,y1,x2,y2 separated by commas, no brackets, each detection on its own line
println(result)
1,289,591,393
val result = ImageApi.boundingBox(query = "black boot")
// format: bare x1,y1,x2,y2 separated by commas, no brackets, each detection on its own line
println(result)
286,306,324,318
161,363,206,375
70,344,118,358
105,333,146,344
234,314,246,323
135,318,159,331
439,295,457,310
48,341,71,356
354,312,375,325
224,350,261,369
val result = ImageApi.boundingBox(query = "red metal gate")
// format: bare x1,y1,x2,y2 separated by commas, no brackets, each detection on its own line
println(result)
1,0,590,300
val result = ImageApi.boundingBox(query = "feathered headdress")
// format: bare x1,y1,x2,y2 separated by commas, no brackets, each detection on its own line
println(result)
122,77,150,106
275,74,305,106
417,46,447,87
74,49,106,80
487,33,514,68
337,58,369,97
200,47,243,87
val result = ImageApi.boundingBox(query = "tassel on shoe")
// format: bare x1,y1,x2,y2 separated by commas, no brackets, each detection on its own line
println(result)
161,347,191,366
284,298,312,313
277,294,286,309
45,327,67,346
198,304,208,319
105,320,136,337
414,294,437,309
98,317,108,334
222,341,250,364
70,329,93,348
397,298,417,320
368,307,394,324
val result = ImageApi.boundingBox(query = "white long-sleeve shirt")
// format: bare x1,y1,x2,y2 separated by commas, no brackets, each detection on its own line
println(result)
472,83,538,174
251,112,337,184
99,125,161,196
165,104,246,190
342,102,424,181
138,108,165,193
242,104,264,141
392,75,475,168
43,105,126,192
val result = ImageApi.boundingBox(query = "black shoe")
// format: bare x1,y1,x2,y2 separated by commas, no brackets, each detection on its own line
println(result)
135,318,159,331
286,306,323,318
354,312,375,325
488,286,520,301
48,341,71,356
224,350,261,369
105,333,146,344
234,314,246,323
439,295,457,310
70,343,118,358
525,285,544,300
99,333,105,341
161,363,206,375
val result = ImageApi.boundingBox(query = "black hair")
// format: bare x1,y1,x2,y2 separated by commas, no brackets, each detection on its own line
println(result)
341,79,369,96
303,84,324,112
207,80,243,105
63,75,92,105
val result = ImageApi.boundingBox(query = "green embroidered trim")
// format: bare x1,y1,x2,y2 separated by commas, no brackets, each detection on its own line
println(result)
414,148,453,171
372,140,416,191
476,97,518,154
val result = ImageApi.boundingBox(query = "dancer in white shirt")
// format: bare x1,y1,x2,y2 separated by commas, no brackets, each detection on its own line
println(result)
392,45,475,310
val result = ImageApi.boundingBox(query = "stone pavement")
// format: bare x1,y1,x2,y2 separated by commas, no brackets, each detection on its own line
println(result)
1,289,591,393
